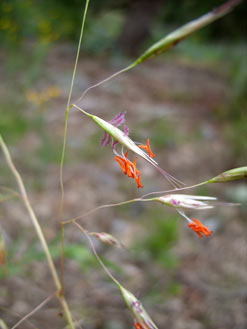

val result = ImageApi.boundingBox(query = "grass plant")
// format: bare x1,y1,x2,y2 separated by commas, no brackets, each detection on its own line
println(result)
0,0,245,328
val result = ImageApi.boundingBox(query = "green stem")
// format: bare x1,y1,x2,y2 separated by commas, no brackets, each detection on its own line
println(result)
0,320,8,329
59,0,91,295
73,0,243,103
0,135,75,329
135,0,243,63
72,104,93,117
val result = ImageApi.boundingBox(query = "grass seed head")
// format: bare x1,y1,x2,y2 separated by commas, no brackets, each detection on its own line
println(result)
208,166,247,183
119,285,159,329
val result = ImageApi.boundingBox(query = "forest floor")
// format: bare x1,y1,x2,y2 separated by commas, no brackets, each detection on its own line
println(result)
0,44,246,329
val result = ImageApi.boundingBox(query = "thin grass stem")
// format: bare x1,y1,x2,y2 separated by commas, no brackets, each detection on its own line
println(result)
62,181,211,225
0,135,75,329
72,221,120,287
139,181,208,199
74,62,136,105
59,0,91,295
73,0,243,103
0,186,19,203
10,293,56,329
62,198,140,225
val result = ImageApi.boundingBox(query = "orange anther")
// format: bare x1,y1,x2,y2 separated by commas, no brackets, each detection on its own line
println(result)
126,160,135,178
188,218,212,238
115,156,127,175
136,175,144,188
114,153,144,188
138,138,156,158
134,324,142,329
134,322,150,329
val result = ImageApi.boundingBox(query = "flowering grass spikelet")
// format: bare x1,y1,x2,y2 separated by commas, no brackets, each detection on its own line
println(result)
147,194,216,237
119,285,159,329
155,194,217,209
89,232,124,248
75,107,183,188
134,0,243,64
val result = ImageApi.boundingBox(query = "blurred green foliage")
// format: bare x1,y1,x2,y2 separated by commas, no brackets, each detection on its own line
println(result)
0,0,82,46
134,208,180,269
0,99,30,143
0,237,98,278
83,11,124,54
157,0,246,40
224,62,247,158
0,0,245,49
135,118,182,150
0,0,245,165
0,233,125,279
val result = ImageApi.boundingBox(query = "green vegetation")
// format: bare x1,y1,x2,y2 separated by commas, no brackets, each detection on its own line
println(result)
0,237,99,278
135,208,180,269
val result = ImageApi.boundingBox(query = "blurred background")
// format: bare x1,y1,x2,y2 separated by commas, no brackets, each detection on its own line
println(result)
0,0,246,328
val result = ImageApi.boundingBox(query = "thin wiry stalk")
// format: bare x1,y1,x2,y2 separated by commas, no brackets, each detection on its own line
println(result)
74,62,136,105
59,0,90,294
135,0,243,63
0,135,75,329
73,222,160,329
0,186,19,203
0,307,38,329
10,293,56,329
62,198,140,225
72,221,120,287
61,176,240,226
73,0,243,103
139,181,208,199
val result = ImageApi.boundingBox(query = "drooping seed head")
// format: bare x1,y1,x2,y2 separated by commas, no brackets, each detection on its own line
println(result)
135,0,243,64
119,285,159,329
207,166,247,183
90,232,124,248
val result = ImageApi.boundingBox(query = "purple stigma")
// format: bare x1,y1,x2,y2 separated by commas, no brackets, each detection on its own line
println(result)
101,132,112,147
132,301,143,314
100,112,128,148
112,140,118,151
171,199,180,206
109,111,126,127
124,125,129,136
